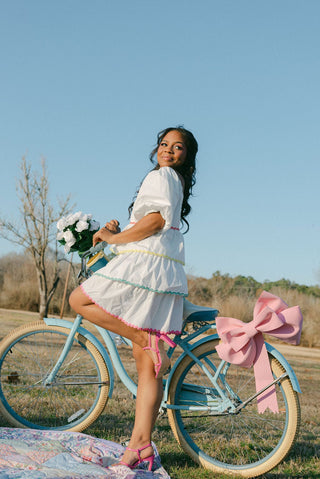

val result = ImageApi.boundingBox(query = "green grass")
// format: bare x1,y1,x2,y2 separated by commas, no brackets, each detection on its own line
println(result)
0,308,319,478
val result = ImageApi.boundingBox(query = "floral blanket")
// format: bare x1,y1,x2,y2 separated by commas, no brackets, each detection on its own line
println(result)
0,428,170,478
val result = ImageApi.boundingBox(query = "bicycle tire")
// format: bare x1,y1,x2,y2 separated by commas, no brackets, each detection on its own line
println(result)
0,321,110,431
167,339,300,478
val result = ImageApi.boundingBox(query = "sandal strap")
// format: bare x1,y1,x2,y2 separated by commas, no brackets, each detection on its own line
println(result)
142,333,156,352
126,443,152,461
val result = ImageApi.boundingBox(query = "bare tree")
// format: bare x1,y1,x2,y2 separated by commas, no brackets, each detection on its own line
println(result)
0,157,73,318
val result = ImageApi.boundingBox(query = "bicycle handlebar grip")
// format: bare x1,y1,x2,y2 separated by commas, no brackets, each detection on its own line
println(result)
89,241,108,255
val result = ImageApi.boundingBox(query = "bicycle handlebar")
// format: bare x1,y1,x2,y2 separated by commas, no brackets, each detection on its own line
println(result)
89,241,108,255
81,241,108,259
83,241,108,256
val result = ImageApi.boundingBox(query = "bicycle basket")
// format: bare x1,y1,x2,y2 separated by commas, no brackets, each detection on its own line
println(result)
87,250,108,272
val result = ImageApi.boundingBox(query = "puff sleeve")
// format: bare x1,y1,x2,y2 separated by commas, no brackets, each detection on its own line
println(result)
131,167,182,231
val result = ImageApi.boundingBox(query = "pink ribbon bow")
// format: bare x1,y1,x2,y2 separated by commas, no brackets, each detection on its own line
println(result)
216,291,303,413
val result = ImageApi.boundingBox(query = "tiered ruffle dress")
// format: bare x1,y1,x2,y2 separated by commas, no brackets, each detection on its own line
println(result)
80,166,187,334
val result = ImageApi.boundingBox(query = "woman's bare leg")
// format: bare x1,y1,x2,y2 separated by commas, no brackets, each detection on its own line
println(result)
70,286,169,467
69,286,148,349
69,286,170,379
119,343,163,466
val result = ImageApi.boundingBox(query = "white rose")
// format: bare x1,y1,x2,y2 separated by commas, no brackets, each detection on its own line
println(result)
65,213,78,226
81,213,92,222
63,230,76,246
73,211,83,221
57,217,68,231
75,220,89,233
89,220,100,231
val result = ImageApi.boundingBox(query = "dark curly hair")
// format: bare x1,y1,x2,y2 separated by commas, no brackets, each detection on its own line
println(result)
129,126,198,232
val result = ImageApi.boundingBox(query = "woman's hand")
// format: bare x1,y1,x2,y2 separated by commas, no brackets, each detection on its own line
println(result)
93,213,164,246
92,219,121,246
105,219,121,233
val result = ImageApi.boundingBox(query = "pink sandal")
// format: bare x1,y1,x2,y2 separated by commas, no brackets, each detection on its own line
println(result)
119,443,155,471
143,332,176,378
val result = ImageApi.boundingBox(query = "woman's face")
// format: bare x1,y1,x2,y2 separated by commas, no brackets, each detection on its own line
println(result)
157,130,187,170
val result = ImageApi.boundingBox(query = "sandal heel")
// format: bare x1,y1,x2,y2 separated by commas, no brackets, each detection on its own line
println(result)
159,333,176,348
118,443,155,471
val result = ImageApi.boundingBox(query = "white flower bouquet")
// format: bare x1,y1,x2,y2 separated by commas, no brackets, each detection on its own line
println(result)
57,211,100,255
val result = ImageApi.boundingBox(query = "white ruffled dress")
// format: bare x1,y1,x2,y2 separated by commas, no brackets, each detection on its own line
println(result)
80,166,187,334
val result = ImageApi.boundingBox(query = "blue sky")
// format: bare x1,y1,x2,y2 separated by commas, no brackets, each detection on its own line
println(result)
0,0,319,286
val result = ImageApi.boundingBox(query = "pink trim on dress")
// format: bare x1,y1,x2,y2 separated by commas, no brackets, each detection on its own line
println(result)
80,283,182,336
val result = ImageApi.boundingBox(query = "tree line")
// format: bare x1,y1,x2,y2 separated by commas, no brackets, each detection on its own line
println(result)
187,271,320,348
0,253,319,348
188,270,320,302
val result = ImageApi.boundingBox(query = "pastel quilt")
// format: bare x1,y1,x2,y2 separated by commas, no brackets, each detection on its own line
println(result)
0,428,170,478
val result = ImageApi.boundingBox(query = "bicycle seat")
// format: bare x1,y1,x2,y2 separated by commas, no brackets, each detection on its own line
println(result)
183,298,218,322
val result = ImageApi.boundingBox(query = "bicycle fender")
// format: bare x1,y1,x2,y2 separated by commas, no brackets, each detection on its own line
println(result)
265,342,301,393
163,335,301,401
43,317,115,397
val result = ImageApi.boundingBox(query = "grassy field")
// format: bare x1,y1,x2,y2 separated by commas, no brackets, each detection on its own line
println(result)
0,308,319,478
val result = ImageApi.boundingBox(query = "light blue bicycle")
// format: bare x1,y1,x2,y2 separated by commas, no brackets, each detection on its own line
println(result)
0,242,301,477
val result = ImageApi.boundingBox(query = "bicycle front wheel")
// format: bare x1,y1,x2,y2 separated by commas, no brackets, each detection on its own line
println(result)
0,321,110,431
167,339,300,478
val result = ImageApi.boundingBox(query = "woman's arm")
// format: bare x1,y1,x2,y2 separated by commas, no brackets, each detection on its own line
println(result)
93,212,165,246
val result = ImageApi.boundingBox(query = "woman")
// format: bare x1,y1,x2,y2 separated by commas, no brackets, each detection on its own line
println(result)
69,126,198,470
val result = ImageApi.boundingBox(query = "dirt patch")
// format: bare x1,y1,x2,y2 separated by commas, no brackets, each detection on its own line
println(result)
268,342,320,362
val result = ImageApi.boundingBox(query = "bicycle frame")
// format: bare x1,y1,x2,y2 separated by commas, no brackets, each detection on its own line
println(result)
68,241,301,405
43,312,301,414
163,333,301,412
44,315,136,399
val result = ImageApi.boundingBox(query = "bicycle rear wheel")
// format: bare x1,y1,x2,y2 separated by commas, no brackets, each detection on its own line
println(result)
167,339,300,478
0,321,110,431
